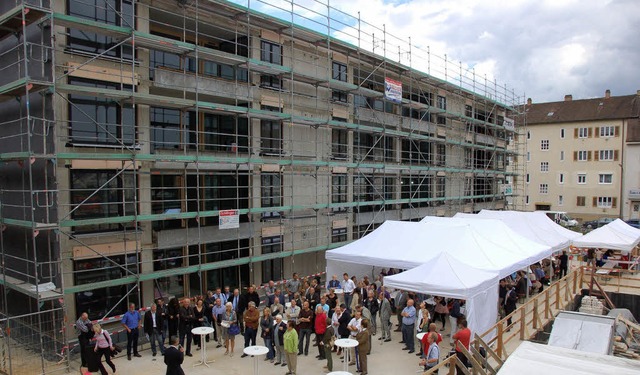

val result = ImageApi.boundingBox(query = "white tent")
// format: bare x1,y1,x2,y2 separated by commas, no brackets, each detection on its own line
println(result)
572,219,640,253
421,216,552,264
383,253,499,338
325,220,551,281
455,210,582,253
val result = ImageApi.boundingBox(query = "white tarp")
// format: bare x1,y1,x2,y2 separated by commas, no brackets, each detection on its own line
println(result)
421,216,552,264
383,253,499,338
456,210,582,252
498,341,640,375
548,311,616,355
325,220,550,280
572,219,640,253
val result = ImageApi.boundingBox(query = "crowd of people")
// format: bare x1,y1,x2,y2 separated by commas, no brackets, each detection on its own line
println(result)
76,271,481,375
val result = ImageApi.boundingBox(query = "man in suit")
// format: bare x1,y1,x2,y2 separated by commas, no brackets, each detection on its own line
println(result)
378,292,392,342
144,303,166,356
164,336,185,375
178,298,194,357
394,290,408,332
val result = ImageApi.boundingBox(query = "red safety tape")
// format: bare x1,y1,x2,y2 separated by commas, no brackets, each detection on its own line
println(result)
256,271,326,289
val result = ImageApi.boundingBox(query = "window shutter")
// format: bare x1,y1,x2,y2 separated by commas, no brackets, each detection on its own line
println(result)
588,127,593,138
613,197,617,208
574,128,578,138
594,151,599,161
573,151,578,161
615,126,620,137
576,196,581,206
595,127,600,138
614,150,619,161
592,197,597,207
587,151,592,161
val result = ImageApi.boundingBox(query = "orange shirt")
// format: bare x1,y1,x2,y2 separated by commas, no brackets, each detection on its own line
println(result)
453,328,470,353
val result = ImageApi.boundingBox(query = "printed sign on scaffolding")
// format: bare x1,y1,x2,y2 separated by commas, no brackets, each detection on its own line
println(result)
384,77,402,103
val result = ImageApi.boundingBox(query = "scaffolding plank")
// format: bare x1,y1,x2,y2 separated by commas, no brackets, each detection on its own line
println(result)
0,217,57,230
133,31,194,55
0,275,62,301
0,5,48,41
53,13,131,38
0,77,51,102
242,58,292,75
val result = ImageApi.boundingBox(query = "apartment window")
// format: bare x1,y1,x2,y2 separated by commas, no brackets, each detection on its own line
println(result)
260,40,282,65
261,173,282,217
599,173,613,184
204,114,249,153
70,170,136,233
576,150,588,161
559,173,564,184
598,150,615,161
153,248,184,297
527,152,530,162
596,196,614,208
558,195,564,206
332,129,348,159
541,140,549,150
151,107,182,151
577,127,589,138
526,174,530,184
576,196,586,206
67,0,134,59
540,162,549,172
401,176,432,208
203,173,250,215
331,175,348,209
560,150,564,161
465,105,473,118
577,174,586,184
599,126,615,137
436,177,446,199
262,236,283,283
401,139,432,164
69,78,135,145
354,132,376,162
560,128,565,138
331,228,348,243
204,239,250,289
260,106,282,155
539,183,548,194
151,174,183,230
525,195,530,205
332,61,347,82
435,143,446,167
260,75,282,90
332,90,348,103
436,95,447,110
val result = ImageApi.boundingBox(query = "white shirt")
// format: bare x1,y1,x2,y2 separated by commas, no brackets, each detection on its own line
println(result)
152,311,157,328
342,279,355,294
348,317,361,337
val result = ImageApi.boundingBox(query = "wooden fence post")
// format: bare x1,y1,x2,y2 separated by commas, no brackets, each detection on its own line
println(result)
532,299,538,330
497,320,504,358
555,281,560,309
544,290,550,319
519,307,526,340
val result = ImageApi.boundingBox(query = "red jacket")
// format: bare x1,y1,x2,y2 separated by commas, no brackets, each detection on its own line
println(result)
314,312,327,334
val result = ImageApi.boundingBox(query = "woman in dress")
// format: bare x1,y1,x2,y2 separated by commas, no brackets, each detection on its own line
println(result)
260,307,275,362
92,323,116,375
222,301,238,356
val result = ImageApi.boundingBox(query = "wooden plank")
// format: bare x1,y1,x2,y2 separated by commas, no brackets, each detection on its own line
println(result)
66,62,139,85
73,240,140,259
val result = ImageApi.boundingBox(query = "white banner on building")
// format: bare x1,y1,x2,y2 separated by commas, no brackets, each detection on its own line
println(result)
502,184,513,196
503,117,515,131
384,77,402,103
219,209,240,229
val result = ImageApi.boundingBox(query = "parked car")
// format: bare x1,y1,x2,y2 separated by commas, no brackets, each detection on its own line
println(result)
538,211,579,227
582,217,616,229
624,219,640,229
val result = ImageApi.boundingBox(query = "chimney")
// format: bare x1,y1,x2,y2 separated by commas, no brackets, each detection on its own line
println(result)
605,89,611,99
564,94,572,101
527,98,532,105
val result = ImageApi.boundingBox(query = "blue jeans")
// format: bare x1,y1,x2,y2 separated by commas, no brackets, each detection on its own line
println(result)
264,337,274,359
298,328,311,355
344,293,353,312
150,328,165,354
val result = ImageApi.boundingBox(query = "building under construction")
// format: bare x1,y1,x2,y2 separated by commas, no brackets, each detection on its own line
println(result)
0,0,525,373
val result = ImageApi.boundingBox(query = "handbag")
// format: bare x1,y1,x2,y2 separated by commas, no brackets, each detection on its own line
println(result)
229,323,240,336
103,332,121,357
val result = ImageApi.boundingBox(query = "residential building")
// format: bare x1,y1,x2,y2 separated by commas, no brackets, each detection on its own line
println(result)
0,0,522,372
524,90,640,222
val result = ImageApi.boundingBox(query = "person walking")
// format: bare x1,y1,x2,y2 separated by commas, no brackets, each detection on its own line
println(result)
121,303,142,360
164,336,185,375
92,324,116,375
284,321,299,375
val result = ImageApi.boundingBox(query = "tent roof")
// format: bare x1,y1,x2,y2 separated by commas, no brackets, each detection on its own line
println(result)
572,219,640,252
325,220,547,278
422,216,552,264
498,341,640,375
382,252,499,299
455,210,581,252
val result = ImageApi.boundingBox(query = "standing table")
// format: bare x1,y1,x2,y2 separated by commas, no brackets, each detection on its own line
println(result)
191,326,215,367
335,338,359,372
243,345,269,375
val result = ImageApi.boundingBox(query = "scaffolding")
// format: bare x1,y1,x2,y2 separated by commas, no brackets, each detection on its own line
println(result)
0,0,525,373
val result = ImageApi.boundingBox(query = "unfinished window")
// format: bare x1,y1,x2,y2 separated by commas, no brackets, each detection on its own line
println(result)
332,61,347,82
353,175,376,212
331,175,348,211
260,40,282,65
203,173,249,221
260,106,283,155
260,75,283,90
401,176,432,208
331,228,348,243
332,129,348,159
151,107,182,151
332,90,348,103
151,174,183,230
436,95,447,110
261,236,283,283
261,173,282,218
401,139,432,164
204,114,249,153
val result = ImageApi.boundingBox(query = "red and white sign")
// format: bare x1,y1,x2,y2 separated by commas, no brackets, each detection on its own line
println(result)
219,209,240,229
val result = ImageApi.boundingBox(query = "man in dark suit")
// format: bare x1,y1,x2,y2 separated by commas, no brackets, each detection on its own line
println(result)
178,298,194,357
144,303,166,356
164,336,185,375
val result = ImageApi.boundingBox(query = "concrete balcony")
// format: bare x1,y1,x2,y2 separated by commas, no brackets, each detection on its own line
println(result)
354,107,402,128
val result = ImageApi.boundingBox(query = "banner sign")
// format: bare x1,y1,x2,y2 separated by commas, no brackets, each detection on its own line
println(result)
503,117,515,131
219,209,240,229
384,77,402,103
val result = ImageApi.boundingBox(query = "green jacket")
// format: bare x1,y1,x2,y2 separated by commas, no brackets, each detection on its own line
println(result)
284,328,299,353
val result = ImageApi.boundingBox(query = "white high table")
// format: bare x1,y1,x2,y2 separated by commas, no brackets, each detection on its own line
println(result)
243,345,269,375
191,326,215,367
327,372,353,375
335,338,358,372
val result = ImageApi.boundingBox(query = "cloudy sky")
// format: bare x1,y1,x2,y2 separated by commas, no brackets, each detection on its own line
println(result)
239,0,640,104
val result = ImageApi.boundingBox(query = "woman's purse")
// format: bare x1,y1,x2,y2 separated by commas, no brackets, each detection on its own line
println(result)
229,323,240,336
103,332,122,357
